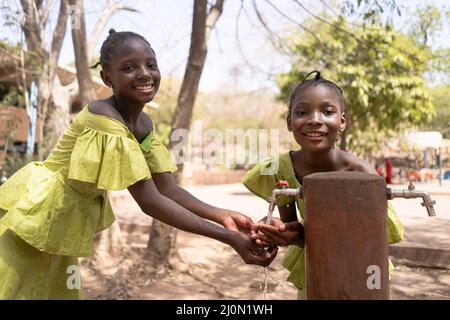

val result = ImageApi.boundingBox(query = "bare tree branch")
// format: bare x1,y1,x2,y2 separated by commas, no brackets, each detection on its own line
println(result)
87,0,143,59
69,0,97,106
263,0,325,47
40,0,53,29
20,0,43,54
205,0,224,41
291,0,421,65
49,0,68,70
319,0,340,16
235,1,268,77
252,0,291,54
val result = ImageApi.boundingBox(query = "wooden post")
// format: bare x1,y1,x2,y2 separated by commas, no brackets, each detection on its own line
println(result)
304,171,389,300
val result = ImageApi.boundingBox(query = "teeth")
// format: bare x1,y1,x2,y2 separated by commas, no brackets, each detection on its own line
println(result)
135,84,153,90
306,132,324,137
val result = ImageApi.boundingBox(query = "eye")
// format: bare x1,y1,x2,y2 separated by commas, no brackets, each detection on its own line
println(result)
324,109,335,116
147,63,158,70
294,110,307,116
122,64,135,72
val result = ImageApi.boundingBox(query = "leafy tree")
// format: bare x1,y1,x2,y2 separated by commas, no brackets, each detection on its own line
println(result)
276,16,436,156
421,86,450,138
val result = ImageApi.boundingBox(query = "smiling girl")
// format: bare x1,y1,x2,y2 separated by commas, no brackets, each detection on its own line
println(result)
243,70,404,299
0,30,276,299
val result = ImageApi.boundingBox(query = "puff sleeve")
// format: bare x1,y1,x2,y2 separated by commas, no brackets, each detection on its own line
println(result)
141,132,178,174
67,123,151,191
242,156,298,207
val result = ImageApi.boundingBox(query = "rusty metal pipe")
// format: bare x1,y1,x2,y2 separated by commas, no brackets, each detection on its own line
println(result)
263,174,436,300
303,172,389,300
386,181,436,217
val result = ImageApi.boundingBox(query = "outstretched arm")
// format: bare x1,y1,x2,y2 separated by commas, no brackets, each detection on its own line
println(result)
151,172,253,232
128,178,276,266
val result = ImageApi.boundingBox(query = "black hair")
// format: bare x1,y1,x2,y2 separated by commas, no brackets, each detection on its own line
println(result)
90,29,155,70
288,70,345,117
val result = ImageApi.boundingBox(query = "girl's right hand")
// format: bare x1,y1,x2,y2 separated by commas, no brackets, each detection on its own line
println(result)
228,231,278,267
251,218,305,247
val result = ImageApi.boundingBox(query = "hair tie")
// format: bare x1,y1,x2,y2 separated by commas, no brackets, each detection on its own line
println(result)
302,70,322,82
108,29,116,35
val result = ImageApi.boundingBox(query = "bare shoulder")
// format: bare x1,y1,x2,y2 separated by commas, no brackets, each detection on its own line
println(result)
339,150,377,174
87,99,125,124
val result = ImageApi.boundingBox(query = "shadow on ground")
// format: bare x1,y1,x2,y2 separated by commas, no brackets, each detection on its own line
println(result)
80,227,450,300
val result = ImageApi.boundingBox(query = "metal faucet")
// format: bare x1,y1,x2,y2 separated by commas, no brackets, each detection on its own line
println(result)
386,180,436,217
266,179,436,224
265,181,302,224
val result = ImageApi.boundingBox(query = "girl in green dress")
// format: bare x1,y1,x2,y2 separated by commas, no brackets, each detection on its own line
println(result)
0,29,277,299
243,70,404,299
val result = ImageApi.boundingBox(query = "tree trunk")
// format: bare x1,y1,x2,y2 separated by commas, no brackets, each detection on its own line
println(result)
169,1,207,144
20,0,69,158
146,221,178,268
42,77,71,152
147,0,225,269
69,0,97,106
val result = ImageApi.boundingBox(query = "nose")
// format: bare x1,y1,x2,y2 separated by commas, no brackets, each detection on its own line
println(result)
137,64,152,80
306,111,322,125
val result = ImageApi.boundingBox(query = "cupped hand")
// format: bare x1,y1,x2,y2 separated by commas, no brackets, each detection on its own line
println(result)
250,216,284,247
229,231,278,267
222,210,254,233
251,218,304,247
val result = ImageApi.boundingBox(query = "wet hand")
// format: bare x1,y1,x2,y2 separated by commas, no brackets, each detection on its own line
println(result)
221,210,254,234
252,218,304,247
250,217,283,247
229,231,278,267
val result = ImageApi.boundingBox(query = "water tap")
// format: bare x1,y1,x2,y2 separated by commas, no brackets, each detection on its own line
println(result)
386,180,436,217
266,179,436,222
265,181,302,224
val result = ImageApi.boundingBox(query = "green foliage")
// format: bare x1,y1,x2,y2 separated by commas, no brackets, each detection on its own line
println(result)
341,0,401,27
0,86,26,108
0,40,44,79
0,40,20,54
0,4,23,33
408,5,446,47
277,16,439,155
421,86,450,138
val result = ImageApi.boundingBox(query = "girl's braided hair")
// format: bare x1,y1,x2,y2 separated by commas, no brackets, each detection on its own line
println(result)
90,29,155,70
288,70,345,116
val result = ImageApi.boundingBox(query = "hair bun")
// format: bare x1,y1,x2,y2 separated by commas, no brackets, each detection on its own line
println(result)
108,29,116,35
302,70,322,82
314,71,321,80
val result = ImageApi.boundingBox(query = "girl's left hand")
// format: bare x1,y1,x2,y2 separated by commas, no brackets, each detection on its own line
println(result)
251,218,304,247
221,210,254,233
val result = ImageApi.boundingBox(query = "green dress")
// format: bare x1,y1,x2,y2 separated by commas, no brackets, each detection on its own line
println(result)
242,152,404,299
0,106,177,299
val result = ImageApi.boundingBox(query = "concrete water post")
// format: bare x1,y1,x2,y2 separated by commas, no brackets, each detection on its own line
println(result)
303,171,389,300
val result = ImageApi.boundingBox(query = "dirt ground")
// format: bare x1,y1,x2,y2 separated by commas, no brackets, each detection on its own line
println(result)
80,226,450,300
